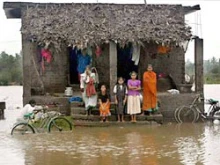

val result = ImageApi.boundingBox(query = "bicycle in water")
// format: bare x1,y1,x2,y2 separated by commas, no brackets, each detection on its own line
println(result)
11,104,73,135
174,94,220,123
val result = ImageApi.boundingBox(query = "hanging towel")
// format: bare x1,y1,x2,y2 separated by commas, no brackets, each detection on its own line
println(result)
41,49,52,63
87,46,93,56
131,43,140,65
95,46,102,57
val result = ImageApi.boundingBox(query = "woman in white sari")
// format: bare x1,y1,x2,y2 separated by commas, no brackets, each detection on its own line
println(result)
80,66,98,115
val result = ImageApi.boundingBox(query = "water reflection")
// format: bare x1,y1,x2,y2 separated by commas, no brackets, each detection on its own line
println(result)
2,86,220,165
0,134,25,164
3,114,220,165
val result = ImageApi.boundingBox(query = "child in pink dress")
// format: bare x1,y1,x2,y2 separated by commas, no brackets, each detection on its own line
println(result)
127,71,141,122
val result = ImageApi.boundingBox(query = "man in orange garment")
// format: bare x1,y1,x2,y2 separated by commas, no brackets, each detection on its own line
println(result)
142,64,157,115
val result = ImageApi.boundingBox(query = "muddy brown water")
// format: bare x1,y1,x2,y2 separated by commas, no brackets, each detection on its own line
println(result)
1,85,220,165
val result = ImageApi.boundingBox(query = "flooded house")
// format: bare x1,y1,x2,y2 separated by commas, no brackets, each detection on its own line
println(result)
3,2,203,122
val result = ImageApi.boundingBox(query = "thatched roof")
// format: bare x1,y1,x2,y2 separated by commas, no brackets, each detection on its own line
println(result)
3,2,200,47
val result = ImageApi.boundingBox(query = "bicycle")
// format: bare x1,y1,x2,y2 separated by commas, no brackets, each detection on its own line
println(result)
174,94,220,123
11,103,73,135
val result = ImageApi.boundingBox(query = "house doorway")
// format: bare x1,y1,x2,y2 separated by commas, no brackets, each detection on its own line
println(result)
117,43,138,82
68,47,79,84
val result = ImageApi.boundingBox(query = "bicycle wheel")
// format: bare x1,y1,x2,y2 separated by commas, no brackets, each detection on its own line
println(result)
174,106,184,123
177,106,197,123
11,123,35,135
193,106,205,122
48,117,72,133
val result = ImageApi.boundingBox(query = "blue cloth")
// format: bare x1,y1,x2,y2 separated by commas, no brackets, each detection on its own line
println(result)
77,52,91,74
69,97,83,103
147,104,159,112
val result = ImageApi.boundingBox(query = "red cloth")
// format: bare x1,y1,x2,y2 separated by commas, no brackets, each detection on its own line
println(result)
95,46,102,57
41,49,52,63
86,78,96,97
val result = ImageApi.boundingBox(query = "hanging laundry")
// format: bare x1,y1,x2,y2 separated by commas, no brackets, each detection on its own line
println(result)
131,43,140,65
180,40,190,53
87,46,93,56
157,45,171,54
41,48,52,63
40,48,52,73
95,45,102,57
77,50,91,74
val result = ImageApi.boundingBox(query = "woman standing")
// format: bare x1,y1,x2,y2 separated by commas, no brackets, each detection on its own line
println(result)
142,64,157,115
127,71,141,122
80,66,97,116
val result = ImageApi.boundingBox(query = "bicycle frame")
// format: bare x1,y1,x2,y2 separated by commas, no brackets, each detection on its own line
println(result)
23,111,61,133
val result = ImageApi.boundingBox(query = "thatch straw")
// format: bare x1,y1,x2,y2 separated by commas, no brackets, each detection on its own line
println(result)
21,3,192,49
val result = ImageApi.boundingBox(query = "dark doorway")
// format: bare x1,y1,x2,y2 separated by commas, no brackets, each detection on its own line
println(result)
68,47,79,84
117,43,138,82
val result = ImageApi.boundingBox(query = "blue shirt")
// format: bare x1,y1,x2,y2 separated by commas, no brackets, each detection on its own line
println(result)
77,53,91,74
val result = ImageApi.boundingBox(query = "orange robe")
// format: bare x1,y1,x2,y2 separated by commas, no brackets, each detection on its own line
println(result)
142,71,157,111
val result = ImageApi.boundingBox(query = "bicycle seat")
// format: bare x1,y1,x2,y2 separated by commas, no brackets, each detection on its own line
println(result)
208,99,219,105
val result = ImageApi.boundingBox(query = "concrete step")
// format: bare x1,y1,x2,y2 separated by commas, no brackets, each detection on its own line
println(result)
73,120,160,127
71,114,163,124
71,107,119,115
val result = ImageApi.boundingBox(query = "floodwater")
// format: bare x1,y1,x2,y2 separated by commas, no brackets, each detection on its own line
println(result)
1,85,220,165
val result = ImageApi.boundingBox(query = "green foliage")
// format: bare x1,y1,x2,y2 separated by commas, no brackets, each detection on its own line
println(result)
0,51,22,85
185,59,195,76
186,57,220,84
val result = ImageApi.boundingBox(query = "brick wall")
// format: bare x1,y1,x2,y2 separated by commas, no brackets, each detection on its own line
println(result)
139,43,185,92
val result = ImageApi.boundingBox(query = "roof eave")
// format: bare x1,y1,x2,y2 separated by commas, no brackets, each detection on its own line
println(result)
3,2,201,19
3,2,22,18
184,5,200,15
4,8,21,18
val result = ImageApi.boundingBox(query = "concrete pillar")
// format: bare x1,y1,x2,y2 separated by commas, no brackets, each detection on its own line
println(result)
194,37,204,93
109,41,117,97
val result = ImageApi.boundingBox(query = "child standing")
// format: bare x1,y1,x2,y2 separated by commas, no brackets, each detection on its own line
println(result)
113,77,128,122
98,84,111,122
127,71,141,122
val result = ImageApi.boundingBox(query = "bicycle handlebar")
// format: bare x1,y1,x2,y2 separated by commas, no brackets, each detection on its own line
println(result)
191,94,202,105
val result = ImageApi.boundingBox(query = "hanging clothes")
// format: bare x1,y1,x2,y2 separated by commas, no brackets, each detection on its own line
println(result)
40,48,52,73
157,45,170,54
41,48,52,63
95,45,102,57
77,51,91,74
87,46,93,56
131,43,140,65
